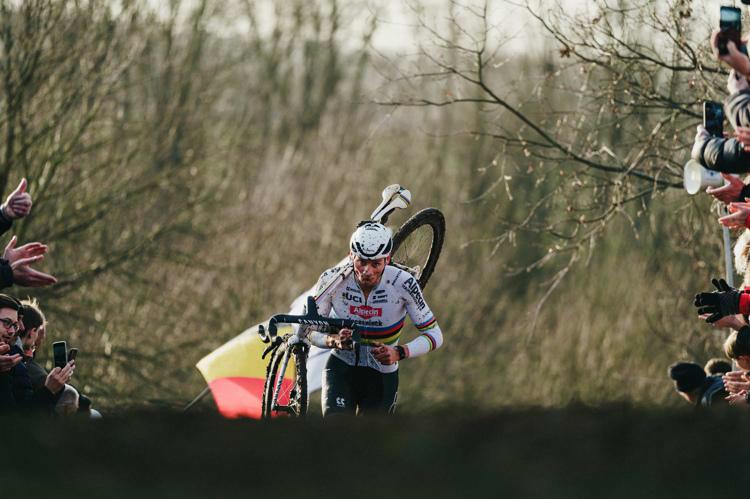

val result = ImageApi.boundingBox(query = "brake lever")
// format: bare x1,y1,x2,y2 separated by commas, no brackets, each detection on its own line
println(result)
262,336,283,359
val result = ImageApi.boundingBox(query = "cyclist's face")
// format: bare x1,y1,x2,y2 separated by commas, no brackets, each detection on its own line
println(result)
352,255,388,289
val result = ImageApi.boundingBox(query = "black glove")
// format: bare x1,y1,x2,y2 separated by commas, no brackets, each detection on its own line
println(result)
694,278,741,323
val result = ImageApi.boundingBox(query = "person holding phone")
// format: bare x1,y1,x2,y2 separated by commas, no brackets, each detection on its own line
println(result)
0,294,74,412
692,71,750,173
712,10,750,77
692,8,750,174
18,298,98,417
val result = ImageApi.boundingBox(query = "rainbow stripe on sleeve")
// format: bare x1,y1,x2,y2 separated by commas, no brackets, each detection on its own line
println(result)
416,316,437,331
416,316,439,351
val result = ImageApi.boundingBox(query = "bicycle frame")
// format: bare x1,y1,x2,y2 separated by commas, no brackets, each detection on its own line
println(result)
260,296,361,415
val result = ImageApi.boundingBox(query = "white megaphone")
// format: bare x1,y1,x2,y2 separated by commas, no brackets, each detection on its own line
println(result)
684,159,725,195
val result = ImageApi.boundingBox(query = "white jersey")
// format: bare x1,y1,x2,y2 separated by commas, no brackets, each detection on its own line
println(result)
310,264,443,374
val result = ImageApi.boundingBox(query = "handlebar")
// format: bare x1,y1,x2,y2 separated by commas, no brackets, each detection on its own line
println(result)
257,296,359,344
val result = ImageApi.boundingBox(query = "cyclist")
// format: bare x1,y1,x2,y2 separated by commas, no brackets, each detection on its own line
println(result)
307,221,443,416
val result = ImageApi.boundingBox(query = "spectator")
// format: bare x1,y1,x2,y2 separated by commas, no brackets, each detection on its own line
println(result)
705,358,733,376
19,298,48,389
0,293,74,412
19,298,99,417
0,293,23,409
723,326,750,369
691,70,750,173
668,362,727,408
692,32,750,173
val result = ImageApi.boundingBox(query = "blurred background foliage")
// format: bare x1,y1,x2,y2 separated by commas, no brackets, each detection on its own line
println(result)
0,0,735,410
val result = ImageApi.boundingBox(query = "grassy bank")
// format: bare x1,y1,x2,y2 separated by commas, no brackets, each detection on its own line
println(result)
2,406,744,498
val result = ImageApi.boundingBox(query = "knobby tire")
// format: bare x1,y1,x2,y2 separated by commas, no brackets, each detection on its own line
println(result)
391,208,445,289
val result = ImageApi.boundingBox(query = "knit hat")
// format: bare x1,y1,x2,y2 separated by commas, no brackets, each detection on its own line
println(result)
669,362,706,393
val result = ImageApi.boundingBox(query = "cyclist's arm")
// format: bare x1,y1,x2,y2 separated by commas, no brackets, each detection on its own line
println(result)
400,276,443,359
306,270,336,349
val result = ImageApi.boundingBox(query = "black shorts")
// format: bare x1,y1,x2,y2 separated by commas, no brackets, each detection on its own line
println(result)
322,354,398,416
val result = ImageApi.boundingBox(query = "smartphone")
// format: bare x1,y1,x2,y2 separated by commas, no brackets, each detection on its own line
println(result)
68,348,78,362
703,101,724,137
52,341,67,369
719,7,747,56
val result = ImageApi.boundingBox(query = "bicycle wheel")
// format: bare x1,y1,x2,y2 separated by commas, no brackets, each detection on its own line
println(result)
261,341,309,418
261,344,284,419
391,208,445,289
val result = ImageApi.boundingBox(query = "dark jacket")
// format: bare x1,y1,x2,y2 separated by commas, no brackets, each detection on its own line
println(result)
0,371,14,410
698,375,728,408
9,344,57,412
693,90,750,173
25,358,47,391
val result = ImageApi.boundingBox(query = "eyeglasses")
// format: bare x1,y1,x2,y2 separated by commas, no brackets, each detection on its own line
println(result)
0,317,20,332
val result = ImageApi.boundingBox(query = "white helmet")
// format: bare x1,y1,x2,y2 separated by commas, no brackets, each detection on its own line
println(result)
350,221,393,260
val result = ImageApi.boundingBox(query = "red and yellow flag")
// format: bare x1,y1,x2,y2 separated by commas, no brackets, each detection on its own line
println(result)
196,324,295,419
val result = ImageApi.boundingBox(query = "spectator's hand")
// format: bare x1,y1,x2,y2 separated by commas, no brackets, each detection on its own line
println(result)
722,370,749,381
326,328,353,350
695,124,711,143
736,127,750,152
706,174,745,203
0,343,21,372
695,278,743,322
724,371,750,394
699,312,745,330
726,390,750,406
370,342,399,365
3,236,47,265
712,30,750,76
44,361,74,394
719,201,750,228
1,178,31,220
5,237,57,287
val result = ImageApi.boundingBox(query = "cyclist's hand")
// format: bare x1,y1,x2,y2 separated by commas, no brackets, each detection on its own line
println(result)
370,342,399,365
327,328,353,350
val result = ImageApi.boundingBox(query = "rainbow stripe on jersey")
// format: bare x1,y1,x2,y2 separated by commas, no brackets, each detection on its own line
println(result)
359,317,405,345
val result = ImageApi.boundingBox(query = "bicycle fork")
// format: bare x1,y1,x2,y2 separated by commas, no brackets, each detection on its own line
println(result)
271,334,307,413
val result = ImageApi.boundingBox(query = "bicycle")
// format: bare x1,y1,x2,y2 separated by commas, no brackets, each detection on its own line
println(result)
257,185,446,418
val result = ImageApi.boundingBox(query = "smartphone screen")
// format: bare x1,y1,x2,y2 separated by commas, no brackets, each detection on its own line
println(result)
720,6,742,29
704,101,724,137
68,348,78,362
52,341,67,369
719,7,744,55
